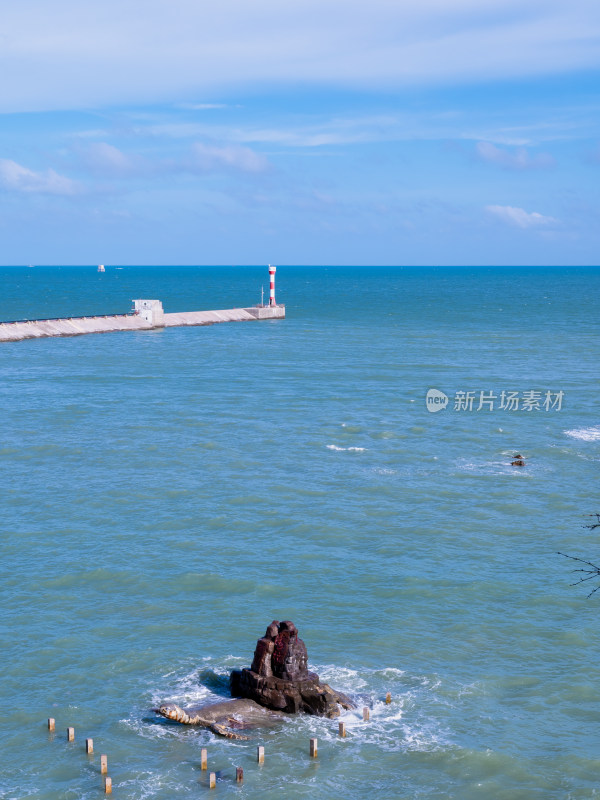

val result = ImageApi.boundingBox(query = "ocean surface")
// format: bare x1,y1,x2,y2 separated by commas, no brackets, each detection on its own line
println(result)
1,265,599,800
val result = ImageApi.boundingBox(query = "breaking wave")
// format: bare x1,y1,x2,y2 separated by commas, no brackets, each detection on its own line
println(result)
564,426,600,442
326,445,366,452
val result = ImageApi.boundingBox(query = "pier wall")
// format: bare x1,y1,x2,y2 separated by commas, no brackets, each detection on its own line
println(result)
0,314,154,342
163,306,285,326
0,304,285,343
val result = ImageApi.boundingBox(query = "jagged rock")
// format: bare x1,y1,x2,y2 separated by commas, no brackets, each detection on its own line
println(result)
230,620,353,718
250,637,275,677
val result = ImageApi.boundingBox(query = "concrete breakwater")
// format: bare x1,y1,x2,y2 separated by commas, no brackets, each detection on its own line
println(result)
0,300,285,343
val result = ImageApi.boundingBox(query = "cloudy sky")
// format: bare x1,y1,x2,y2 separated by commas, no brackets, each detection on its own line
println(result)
2,0,600,265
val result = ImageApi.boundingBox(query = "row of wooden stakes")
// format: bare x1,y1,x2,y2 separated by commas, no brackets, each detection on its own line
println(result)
201,698,391,790
47,694,392,792
47,718,113,794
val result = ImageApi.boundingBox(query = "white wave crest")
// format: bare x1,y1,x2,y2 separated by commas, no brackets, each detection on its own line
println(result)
564,426,600,442
326,445,366,451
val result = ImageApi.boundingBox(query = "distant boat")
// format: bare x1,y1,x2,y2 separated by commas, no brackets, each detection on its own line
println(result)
98,264,105,273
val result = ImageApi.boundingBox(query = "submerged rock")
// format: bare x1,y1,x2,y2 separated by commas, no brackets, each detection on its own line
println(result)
154,697,283,739
230,619,353,718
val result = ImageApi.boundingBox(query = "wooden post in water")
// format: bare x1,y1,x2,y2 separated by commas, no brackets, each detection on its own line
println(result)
209,772,216,789
236,767,243,783
200,748,207,770
310,738,318,758
67,727,75,742
338,721,346,737
100,755,108,775
104,776,112,794
48,718,55,732
385,692,391,704
86,738,93,754
363,707,370,721
257,745,265,764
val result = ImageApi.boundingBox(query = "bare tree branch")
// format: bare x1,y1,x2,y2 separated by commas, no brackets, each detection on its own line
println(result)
584,513,600,531
557,551,600,597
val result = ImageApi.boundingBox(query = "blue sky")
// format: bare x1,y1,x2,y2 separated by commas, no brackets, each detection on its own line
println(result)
1,0,599,265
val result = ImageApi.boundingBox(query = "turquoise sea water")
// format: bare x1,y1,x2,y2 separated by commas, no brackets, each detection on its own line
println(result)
1,265,599,799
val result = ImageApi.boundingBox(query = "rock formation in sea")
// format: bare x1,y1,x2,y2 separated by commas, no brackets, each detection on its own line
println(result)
230,619,353,717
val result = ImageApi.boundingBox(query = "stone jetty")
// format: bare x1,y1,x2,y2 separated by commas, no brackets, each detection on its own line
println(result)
0,299,284,343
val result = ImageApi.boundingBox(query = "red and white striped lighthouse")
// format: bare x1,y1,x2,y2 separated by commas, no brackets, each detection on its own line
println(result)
268,264,276,306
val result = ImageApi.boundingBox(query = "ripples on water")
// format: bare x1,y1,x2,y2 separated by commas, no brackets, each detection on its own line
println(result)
1,266,599,798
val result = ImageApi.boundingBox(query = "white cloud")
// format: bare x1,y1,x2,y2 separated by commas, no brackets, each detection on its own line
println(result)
73,140,269,179
133,117,402,147
486,204,557,228
0,159,80,194
0,1,599,112
191,143,268,173
129,104,595,150
84,142,138,174
476,141,555,169
179,103,231,110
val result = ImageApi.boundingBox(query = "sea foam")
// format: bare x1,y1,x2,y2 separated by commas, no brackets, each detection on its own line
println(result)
326,445,366,451
564,426,600,442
